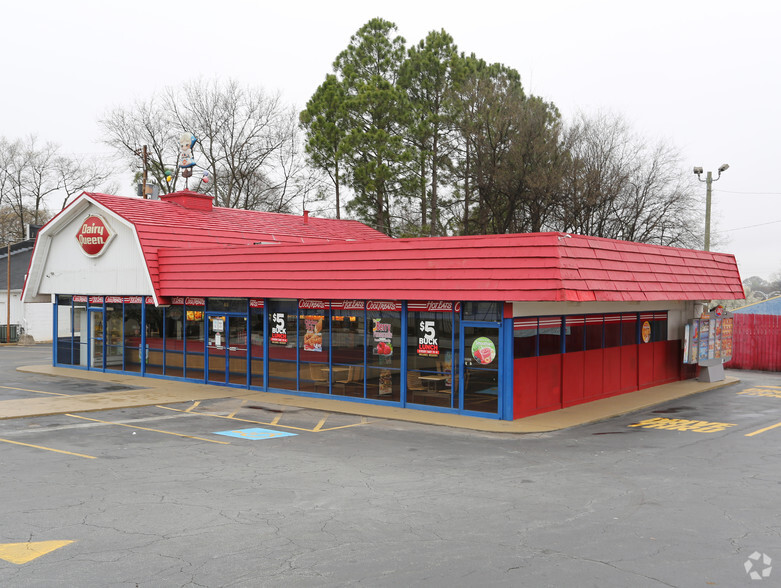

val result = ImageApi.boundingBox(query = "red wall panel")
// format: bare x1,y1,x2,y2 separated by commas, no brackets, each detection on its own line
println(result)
513,357,538,419
638,343,654,388
620,345,639,393
583,349,604,400
603,347,622,396
536,354,563,411
562,352,585,406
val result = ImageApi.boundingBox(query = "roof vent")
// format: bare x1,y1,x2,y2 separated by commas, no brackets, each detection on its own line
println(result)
160,190,214,212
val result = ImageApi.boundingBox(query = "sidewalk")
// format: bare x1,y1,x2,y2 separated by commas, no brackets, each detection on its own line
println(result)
3,365,739,433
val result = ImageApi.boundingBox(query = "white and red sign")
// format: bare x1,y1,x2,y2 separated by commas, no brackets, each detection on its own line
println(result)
408,301,461,313
76,215,115,257
299,299,328,310
171,297,207,306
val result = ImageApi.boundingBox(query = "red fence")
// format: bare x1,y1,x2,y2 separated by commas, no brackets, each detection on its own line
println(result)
724,314,781,372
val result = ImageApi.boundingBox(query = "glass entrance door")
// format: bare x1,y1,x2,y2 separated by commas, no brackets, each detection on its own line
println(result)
90,309,104,369
461,323,500,415
207,314,248,386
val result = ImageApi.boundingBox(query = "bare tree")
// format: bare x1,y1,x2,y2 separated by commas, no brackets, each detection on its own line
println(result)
558,112,701,248
0,135,110,244
102,78,313,213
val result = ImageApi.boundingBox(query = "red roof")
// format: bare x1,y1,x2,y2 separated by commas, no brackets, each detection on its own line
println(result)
80,191,390,297
155,232,744,302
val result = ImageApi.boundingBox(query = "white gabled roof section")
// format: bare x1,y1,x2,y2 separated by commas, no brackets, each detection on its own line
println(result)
22,193,159,304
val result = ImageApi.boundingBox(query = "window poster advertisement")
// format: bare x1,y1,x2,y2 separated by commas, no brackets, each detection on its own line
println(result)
372,318,393,357
417,320,439,357
721,317,733,359
271,312,288,345
698,317,710,362
471,337,497,365
304,317,323,352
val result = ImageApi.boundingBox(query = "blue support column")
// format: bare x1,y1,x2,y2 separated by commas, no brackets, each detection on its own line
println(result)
501,317,514,420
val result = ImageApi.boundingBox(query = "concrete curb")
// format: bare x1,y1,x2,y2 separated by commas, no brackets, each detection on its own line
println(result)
4,365,740,433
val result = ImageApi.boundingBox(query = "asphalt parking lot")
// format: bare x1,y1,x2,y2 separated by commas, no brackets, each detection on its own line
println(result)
1,345,779,587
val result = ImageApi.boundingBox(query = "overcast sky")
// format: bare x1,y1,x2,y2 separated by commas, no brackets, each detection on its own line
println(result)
3,0,780,280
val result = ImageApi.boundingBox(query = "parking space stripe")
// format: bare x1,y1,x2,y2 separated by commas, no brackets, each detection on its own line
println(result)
155,404,369,433
0,437,96,459
745,422,781,437
156,405,318,432
65,414,231,444
0,384,70,397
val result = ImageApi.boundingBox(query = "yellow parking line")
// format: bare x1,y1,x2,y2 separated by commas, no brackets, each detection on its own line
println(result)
745,422,781,437
0,385,70,397
320,417,373,431
185,401,201,413
156,405,371,433
65,414,230,444
157,406,317,432
0,437,96,459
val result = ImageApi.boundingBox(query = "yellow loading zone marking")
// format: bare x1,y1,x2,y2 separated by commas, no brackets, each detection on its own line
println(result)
629,417,737,433
738,387,781,399
0,540,74,564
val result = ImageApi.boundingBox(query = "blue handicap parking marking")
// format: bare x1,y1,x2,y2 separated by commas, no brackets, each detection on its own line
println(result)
214,427,298,440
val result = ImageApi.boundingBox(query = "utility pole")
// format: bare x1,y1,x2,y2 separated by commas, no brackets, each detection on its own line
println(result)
694,164,729,251
6,243,9,344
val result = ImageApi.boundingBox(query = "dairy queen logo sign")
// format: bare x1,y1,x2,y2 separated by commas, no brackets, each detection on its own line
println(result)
76,215,116,257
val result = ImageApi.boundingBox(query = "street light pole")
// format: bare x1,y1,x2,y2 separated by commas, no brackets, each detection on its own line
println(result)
694,164,729,251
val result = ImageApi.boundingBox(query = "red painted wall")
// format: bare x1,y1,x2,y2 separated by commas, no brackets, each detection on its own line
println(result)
513,340,686,418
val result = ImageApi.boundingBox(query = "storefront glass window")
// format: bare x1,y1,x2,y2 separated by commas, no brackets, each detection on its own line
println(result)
105,303,124,370
366,304,401,401
331,303,365,398
56,296,75,365
207,298,247,314
407,309,455,407
604,314,621,348
513,318,537,358
565,316,585,353
584,315,604,350
652,312,668,342
462,302,501,322
123,303,143,373
185,302,205,380
538,317,562,356
145,305,165,376
267,300,298,390
73,298,88,368
298,301,330,393
164,305,185,377
621,313,638,346
249,301,264,387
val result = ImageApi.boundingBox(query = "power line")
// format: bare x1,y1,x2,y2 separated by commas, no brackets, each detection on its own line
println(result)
714,189,781,195
723,219,781,232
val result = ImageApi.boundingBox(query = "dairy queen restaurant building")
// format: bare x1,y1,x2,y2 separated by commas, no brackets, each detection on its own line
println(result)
22,190,744,421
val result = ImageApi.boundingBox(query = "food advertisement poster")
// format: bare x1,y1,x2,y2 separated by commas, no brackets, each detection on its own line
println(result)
471,337,497,365
271,312,288,345
303,317,323,352
372,318,393,357
417,320,439,357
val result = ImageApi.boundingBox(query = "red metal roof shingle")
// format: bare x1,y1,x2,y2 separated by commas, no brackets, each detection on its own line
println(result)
153,232,744,303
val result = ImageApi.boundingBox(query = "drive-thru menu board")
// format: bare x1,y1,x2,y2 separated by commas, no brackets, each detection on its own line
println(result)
683,310,733,365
